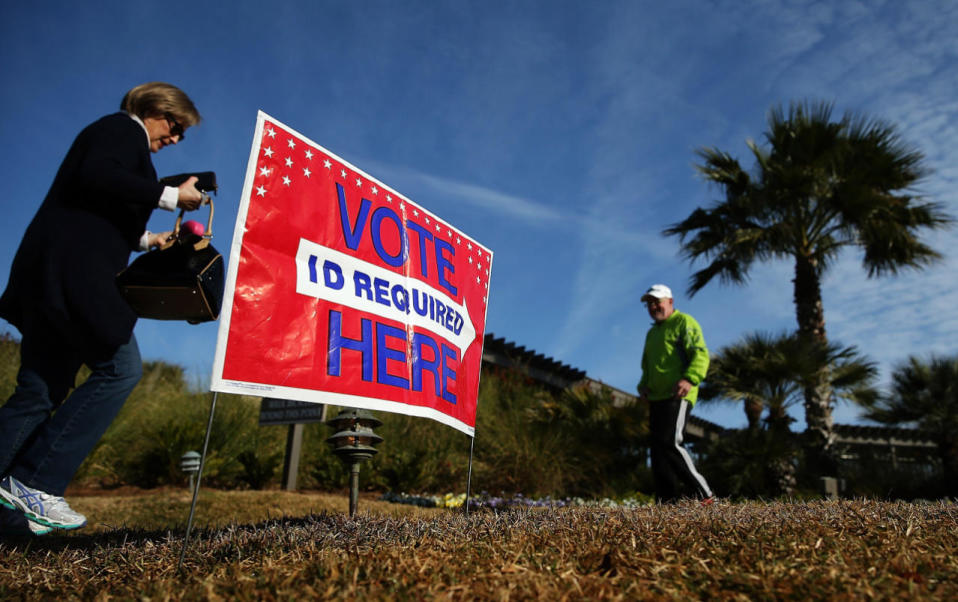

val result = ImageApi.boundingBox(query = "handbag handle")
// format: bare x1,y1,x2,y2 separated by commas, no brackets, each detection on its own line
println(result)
161,195,214,250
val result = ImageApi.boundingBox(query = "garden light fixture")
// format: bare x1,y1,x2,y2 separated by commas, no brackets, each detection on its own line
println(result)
326,408,383,516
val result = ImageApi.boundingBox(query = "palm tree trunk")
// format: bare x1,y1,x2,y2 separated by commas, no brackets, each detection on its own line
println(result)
793,254,837,478
745,398,763,431
768,455,798,497
793,254,827,341
767,405,797,497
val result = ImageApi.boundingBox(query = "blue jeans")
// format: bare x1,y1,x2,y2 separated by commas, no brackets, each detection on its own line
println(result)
0,334,142,495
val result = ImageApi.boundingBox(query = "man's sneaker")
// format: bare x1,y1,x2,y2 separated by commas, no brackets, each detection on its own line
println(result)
0,476,86,530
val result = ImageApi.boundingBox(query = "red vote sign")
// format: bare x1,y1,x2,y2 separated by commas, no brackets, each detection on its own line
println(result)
211,112,493,436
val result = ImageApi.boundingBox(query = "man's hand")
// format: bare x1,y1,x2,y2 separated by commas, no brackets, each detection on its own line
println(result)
176,176,203,210
147,230,174,249
637,385,650,403
673,378,694,400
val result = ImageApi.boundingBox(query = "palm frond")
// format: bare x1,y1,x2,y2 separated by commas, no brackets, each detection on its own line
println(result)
858,198,953,276
863,355,958,438
705,331,878,420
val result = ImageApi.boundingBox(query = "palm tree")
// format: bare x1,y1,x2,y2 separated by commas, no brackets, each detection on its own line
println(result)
701,332,799,433
859,355,958,497
700,331,877,495
665,101,952,476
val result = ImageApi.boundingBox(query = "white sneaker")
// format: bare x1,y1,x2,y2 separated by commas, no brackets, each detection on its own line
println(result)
27,518,53,535
0,476,86,530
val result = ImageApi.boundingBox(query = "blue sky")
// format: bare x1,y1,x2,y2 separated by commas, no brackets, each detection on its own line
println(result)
2,1,956,430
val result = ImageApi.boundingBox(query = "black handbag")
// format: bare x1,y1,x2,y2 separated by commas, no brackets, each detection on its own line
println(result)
116,201,225,323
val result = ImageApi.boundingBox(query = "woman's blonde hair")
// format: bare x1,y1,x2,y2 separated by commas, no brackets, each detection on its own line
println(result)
120,82,201,127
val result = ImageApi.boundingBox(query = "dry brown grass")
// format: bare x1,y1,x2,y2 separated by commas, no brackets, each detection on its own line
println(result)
1,492,956,600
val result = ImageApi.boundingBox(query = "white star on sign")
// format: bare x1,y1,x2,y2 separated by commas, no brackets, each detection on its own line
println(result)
324,159,332,169
256,185,267,196
283,176,291,186
303,167,311,178
371,186,378,195
386,195,392,203
285,157,293,167
341,169,347,178
305,149,313,160
355,178,362,187
435,224,441,232
266,127,276,138
287,138,296,149
424,216,430,224
264,147,274,158
468,257,473,264
456,237,461,245
259,166,271,177
476,276,481,284
413,209,419,217
467,243,473,250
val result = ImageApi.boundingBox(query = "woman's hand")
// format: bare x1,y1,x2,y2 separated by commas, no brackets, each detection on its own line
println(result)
176,176,204,210
147,230,174,249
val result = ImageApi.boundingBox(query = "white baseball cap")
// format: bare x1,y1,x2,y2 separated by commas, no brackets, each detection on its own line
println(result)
640,284,673,302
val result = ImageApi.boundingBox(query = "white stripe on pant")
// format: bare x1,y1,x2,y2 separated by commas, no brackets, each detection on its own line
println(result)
649,398,712,501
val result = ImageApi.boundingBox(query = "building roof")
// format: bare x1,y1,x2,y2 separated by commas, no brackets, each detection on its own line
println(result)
834,423,936,448
482,334,586,389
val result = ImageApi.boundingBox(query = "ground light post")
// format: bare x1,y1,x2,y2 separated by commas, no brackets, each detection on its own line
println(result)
180,451,201,494
326,408,383,517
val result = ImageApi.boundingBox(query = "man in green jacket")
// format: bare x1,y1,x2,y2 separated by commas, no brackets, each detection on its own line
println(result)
638,284,714,504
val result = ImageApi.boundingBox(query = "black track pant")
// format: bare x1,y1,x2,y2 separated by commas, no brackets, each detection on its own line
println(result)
649,398,712,502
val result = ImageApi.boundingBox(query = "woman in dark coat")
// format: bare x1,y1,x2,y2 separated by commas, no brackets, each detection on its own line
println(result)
0,82,203,533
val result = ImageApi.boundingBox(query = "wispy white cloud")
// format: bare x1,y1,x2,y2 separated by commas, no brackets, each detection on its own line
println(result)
365,159,662,249
406,169,566,224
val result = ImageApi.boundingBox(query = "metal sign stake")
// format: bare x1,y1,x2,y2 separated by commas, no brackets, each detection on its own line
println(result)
177,391,219,572
465,435,475,516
